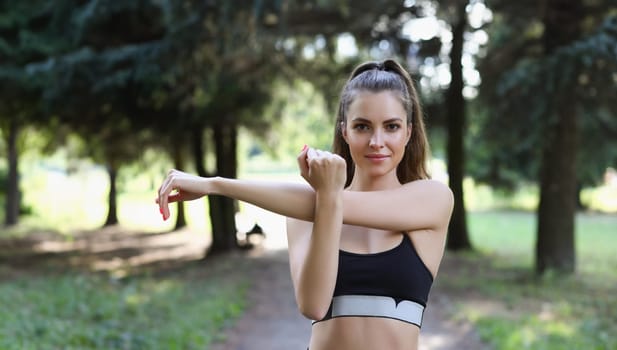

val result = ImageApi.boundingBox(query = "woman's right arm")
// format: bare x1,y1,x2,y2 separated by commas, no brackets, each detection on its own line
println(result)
286,150,346,320
287,189,342,320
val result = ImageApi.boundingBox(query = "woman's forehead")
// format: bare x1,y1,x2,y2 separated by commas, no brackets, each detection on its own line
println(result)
347,91,406,121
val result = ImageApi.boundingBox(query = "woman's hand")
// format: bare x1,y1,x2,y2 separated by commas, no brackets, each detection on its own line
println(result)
156,169,211,220
297,146,346,193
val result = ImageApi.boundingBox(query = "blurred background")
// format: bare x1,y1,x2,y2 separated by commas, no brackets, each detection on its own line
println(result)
0,1,616,349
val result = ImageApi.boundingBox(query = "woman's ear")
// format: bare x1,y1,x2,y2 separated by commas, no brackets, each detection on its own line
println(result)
341,122,348,142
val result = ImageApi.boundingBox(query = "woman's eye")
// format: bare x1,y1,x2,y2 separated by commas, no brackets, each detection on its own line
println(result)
353,124,369,131
386,124,401,131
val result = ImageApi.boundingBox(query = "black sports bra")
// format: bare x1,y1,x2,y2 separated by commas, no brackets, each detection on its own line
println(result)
313,233,434,327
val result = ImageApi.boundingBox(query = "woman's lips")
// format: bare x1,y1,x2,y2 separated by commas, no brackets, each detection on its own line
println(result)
365,154,390,161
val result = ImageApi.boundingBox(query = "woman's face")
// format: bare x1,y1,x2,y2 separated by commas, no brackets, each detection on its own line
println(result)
342,91,411,182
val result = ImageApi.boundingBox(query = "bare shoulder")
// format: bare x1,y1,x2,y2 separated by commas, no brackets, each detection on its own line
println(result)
403,179,453,202
402,179,454,222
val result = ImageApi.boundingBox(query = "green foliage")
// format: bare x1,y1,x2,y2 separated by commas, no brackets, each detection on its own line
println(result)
244,79,334,164
473,4,617,188
0,265,247,349
0,0,73,62
0,0,76,122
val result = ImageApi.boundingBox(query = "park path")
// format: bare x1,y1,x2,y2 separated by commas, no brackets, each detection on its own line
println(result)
209,248,490,350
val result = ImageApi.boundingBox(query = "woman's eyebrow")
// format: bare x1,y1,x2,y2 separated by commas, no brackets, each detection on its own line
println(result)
383,118,404,123
350,117,404,123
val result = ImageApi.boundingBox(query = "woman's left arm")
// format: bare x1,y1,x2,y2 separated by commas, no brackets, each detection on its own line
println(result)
157,172,451,232
342,180,454,232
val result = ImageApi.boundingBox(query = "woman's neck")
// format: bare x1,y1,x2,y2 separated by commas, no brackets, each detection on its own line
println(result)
347,169,401,191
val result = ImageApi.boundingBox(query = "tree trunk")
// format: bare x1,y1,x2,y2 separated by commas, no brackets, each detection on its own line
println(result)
173,142,187,230
192,127,216,256
192,128,210,178
208,120,239,254
4,120,20,226
445,1,472,251
191,126,239,255
536,93,577,274
535,0,582,275
104,164,119,226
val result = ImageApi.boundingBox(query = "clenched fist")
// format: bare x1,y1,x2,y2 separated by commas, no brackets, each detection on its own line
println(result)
297,146,347,193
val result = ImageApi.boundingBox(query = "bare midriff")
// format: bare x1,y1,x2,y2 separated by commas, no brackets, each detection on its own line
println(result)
309,316,419,350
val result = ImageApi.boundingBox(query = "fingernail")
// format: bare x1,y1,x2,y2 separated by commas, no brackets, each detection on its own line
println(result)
301,144,307,151
159,207,163,214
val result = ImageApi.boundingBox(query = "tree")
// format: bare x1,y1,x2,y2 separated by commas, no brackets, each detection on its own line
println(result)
478,0,617,273
442,0,473,250
0,69,35,226
154,0,281,252
0,0,75,225
33,1,169,227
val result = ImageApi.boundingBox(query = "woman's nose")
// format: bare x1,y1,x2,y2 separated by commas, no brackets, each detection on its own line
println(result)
369,131,384,149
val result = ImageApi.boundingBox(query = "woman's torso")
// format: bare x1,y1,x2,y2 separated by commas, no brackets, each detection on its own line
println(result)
308,226,444,350
310,315,420,350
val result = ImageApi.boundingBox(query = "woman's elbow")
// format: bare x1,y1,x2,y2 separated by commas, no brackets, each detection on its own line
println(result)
296,298,329,321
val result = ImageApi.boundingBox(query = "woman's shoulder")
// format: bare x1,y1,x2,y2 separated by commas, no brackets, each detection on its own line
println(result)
402,179,454,209
403,179,452,194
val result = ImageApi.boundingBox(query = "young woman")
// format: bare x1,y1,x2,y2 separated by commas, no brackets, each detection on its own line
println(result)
157,59,453,350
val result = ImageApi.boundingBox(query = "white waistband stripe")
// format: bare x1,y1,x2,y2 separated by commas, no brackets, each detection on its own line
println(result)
329,295,424,326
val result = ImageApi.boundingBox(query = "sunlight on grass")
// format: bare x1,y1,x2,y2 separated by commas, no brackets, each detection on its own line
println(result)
464,179,540,211
476,314,613,350
581,184,617,212
447,255,617,350
6,163,212,236
21,167,109,231
118,191,209,232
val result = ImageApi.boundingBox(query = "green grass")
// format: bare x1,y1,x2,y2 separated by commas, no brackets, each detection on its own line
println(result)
0,258,248,350
445,211,617,350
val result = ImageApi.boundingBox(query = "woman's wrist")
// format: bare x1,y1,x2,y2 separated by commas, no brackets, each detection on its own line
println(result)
208,176,223,196
315,189,343,207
